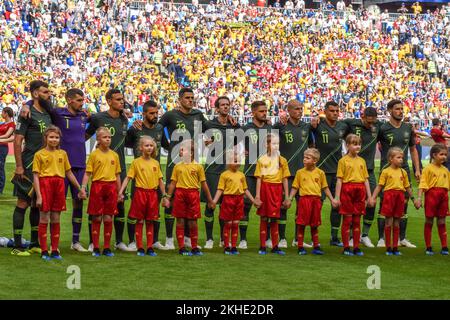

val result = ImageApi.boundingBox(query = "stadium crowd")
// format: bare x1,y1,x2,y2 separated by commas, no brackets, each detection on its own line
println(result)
0,0,449,125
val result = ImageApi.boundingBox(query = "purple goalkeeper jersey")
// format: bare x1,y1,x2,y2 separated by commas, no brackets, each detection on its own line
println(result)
51,107,88,169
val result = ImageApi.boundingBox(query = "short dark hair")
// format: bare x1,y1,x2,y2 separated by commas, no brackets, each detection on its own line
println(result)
324,101,339,109
432,118,441,126
387,99,402,110
2,106,14,118
105,88,122,100
142,100,158,113
29,80,48,93
215,96,230,109
364,107,377,117
65,88,84,100
178,87,194,98
251,101,266,111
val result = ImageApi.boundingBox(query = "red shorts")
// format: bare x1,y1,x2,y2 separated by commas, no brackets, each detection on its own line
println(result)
257,182,283,218
424,188,449,218
297,195,322,227
172,188,201,220
339,183,366,215
129,188,159,221
87,181,118,216
220,195,244,221
381,190,405,218
39,177,66,213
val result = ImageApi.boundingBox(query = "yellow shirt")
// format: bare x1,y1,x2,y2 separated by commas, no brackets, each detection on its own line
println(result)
418,163,450,191
217,170,248,195
337,155,369,183
127,157,163,190
171,161,206,189
292,167,328,196
378,167,410,191
86,149,121,182
32,149,71,178
254,155,291,183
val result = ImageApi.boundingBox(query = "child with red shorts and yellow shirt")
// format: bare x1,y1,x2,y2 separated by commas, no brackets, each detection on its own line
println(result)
166,140,214,256
335,134,372,256
211,151,259,255
80,127,121,257
415,144,450,255
33,126,84,261
118,136,169,257
255,133,291,255
370,147,414,256
288,148,337,256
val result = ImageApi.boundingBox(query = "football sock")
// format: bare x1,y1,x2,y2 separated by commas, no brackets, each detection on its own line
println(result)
38,223,48,252
330,208,341,240
297,225,305,248
176,224,185,249
342,215,352,248
103,220,113,249
114,203,125,243
165,208,174,238
223,222,231,248
385,226,392,249
72,208,83,244
135,221,143,249
189,223,198,249
377,217,385,240
145,221,154,249
362,206,374,237
352,215,361,249
393,226,400,249
270,221,279,248
92,219,101,249
239,205,251,241
184,220,190,238
311,226,319,248
231,222,239,248
279,208,287,239
88,215,93,244
29,207,40,246
50,223,60,252
204,207,214,241
424,222,433,248
127,217,137,243
153,220,160,243
259,218,268,248
437,223,447,248
13,207,26,248
219,219,225,242
400,217,407,241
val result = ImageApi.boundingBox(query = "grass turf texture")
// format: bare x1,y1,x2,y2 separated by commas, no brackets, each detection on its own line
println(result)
0,156,449,300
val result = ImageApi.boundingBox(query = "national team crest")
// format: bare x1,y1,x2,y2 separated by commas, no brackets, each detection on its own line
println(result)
59,158,63,163
153,167,157,172
111,160,115,165
315,178,319,183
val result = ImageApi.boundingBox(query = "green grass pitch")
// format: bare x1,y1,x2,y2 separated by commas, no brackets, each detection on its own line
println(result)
0,156,449,300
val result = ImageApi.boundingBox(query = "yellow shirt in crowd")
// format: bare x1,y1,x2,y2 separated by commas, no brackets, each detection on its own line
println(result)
254,154,290,184
418,163,450,191
127,157,163,190
217,170,248,195
171,161,206,189
292,167,328,196
337,154,369,183
32,149,71,178
378,167,410,191
86,148,121,182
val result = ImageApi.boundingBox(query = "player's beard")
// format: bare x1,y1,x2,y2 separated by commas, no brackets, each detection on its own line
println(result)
148,118,158,125
392,113,403,121
38,97,54,112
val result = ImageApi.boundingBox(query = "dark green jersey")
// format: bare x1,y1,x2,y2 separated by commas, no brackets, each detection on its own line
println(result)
86,111,129,171
378,121,415,171
312,120,348,174
273,120,311,175
242,122,272,177
343,119,381,171
158,108,207,169
15,106,52,169
125,123,163,161
204,118,241,175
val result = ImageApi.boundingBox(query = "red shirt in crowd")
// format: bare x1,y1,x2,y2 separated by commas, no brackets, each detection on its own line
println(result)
430,127,447,144
0,121,15,146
